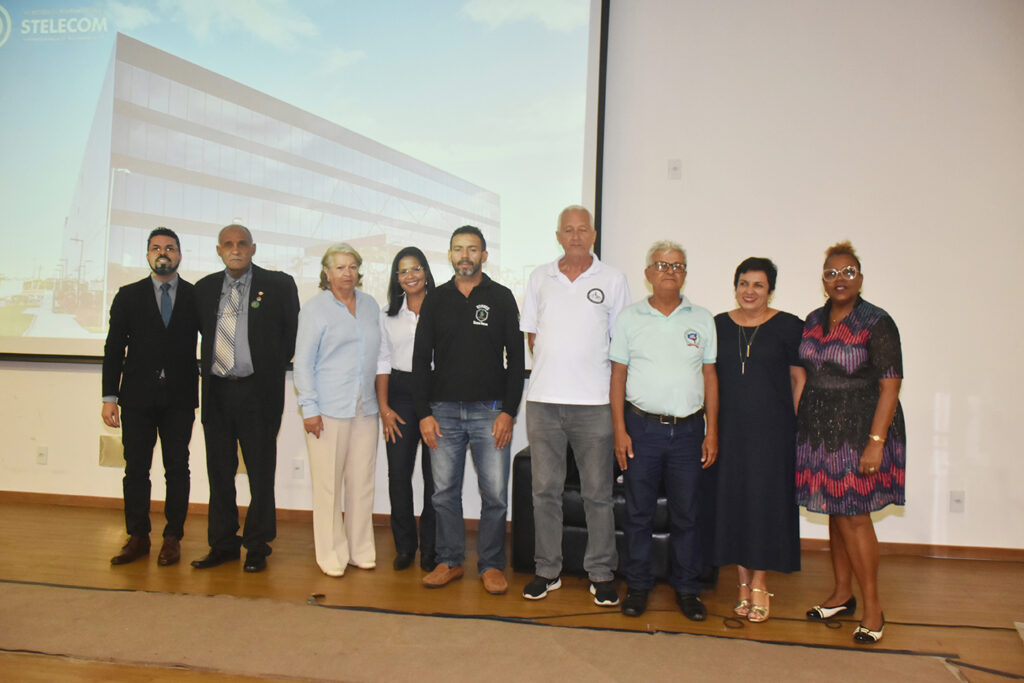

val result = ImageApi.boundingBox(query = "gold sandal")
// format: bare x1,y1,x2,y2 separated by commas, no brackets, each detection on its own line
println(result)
733,583,751,617
748,587,774,623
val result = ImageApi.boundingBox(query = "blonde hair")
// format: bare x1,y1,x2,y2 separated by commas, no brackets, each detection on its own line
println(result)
319,243,363,289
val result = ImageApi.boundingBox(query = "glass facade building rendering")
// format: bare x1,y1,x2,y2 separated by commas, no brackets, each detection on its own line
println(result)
62,33,500,327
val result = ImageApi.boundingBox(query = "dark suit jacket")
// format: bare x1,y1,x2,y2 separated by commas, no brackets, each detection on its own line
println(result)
194,264,300,423
102,276,199,409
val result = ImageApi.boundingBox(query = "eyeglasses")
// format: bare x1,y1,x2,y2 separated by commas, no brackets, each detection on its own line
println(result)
651,261,686,273
397,266,424,276
822,265,859,281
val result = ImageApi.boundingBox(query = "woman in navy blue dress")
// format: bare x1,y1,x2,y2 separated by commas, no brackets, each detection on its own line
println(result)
714,257,804,623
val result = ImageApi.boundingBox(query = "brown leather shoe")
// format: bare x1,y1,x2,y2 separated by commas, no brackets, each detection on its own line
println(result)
111,535,150,565
481,568,508,595
157,537,181,566
422,563,464,588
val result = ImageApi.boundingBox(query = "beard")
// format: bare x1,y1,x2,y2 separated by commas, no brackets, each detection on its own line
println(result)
453,260,479,277
151,258,179,276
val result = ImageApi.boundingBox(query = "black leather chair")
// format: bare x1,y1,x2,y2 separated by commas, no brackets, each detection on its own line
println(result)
512,446,671,581
512,445,718,585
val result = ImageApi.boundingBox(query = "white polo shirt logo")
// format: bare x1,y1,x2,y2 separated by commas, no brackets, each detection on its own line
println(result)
586,287,605,304
474,304,490,326
684,329,701,348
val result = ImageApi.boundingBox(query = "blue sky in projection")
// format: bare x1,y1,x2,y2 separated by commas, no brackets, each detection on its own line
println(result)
0,0,590,278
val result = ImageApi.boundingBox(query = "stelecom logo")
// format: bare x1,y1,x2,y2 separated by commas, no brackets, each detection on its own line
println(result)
0,4,11,49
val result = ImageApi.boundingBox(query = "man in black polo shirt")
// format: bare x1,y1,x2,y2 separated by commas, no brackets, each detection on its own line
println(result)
413,225,525,595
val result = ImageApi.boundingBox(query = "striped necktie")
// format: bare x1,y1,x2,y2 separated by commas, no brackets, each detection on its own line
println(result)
212,281,242,375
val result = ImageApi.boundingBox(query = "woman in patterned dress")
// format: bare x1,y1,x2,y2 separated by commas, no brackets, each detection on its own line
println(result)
795,241,906,645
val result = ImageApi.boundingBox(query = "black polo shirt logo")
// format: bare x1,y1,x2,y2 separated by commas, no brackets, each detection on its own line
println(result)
474,304,490,326
587,288,605,304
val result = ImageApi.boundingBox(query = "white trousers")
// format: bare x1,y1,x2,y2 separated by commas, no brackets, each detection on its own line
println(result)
304,410,379,575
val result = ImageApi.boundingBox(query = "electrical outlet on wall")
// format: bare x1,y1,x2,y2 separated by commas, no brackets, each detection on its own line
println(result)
292,459,304,480
949,490,965,513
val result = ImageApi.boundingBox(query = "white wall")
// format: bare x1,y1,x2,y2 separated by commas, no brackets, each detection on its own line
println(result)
599,0,1024,547
0,360,529,526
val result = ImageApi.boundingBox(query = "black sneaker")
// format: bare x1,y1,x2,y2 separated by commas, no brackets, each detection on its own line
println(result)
522,575,561,600
621,588,649,617
590,581,620,606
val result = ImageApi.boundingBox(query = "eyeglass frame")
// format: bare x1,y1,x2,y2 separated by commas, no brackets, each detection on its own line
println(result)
397,265,425,276
822,265,860,281
649,261,687,273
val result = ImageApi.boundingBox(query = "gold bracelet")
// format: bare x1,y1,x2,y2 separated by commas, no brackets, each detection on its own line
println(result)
868,434,884,443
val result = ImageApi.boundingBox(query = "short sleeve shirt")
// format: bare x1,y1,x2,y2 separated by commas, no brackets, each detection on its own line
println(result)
609,295,717,417
521,255,631,405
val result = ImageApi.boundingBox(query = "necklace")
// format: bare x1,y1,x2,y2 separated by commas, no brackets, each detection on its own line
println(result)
737,323,761,375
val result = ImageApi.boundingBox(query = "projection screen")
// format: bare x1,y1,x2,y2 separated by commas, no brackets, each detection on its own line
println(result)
0,0,602,357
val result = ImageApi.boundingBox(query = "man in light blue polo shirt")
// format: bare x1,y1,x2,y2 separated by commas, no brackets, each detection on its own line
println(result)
609,240,719,620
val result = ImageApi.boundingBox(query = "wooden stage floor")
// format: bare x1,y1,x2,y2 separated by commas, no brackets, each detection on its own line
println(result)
0,501,1021,682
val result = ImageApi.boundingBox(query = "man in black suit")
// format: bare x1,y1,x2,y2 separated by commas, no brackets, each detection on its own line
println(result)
191,224,299,573
103,227,199,567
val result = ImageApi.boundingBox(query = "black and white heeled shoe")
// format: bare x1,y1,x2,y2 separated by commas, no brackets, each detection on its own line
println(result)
806,596,856,620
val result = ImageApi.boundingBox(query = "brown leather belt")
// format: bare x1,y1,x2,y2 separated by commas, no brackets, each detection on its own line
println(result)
627,402,704,425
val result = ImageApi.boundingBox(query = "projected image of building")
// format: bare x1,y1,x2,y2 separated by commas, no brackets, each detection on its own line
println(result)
60,33,500,330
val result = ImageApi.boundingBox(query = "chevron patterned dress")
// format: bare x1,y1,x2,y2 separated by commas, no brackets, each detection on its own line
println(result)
795,299,906,515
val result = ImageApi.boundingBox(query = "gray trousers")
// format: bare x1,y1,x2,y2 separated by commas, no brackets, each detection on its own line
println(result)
526,401,617,582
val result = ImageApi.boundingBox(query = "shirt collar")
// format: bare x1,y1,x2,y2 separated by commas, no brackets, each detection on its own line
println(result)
642,294,692,316
151,274,178,292
546,253,601,279
445,272,492,289
224,266,253,286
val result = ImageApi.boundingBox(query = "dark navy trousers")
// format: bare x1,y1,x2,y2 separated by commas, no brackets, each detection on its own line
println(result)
622,408,705,594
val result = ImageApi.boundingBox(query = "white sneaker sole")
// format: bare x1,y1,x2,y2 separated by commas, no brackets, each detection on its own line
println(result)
523,578,562,600
590,583,621,606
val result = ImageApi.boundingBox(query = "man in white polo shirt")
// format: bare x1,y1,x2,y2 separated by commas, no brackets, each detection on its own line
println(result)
609,240,719,621
520,205,631,606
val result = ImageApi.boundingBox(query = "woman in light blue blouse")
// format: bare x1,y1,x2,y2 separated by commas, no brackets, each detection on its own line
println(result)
294,243,381,576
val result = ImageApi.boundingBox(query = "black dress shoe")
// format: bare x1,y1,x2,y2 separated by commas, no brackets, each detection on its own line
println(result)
191,548,240,569
393,553,415,571
621,588,649,617
676,592,707,621
111,535,150,565
243,551,267,573
420,553,437,572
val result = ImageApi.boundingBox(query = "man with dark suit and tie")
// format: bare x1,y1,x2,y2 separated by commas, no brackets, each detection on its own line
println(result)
191,224,300,573
103,227,199,567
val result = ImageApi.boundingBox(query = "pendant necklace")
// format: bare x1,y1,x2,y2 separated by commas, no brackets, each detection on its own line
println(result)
737,323,761,375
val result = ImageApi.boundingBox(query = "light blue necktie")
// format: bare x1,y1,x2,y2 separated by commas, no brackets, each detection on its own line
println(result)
160,282,172,327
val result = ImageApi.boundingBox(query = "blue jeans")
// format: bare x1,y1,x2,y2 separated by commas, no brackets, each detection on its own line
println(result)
527,401,617,582
622,408,705,594
429,401,511,573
